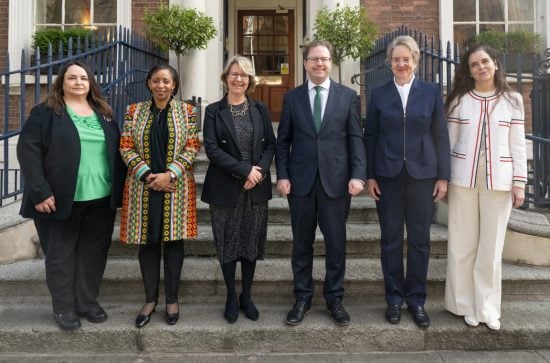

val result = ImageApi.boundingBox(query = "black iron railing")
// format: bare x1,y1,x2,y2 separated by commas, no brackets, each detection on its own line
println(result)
0,27,168,206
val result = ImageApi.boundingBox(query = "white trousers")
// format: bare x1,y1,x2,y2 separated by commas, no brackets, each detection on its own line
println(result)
444,184,512,323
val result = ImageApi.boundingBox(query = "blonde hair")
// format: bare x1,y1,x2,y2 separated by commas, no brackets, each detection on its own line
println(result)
386,35,420,66
220,55,256,93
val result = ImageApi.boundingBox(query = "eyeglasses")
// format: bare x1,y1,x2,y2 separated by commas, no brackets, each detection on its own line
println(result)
306,57,331,64
228,72,250,80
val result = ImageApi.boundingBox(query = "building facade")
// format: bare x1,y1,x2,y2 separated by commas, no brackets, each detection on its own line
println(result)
2,0,549,120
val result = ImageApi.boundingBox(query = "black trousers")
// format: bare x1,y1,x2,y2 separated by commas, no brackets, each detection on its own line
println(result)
33,196,115,315
138,240,184,304
375,167,435,307
288,175,351,304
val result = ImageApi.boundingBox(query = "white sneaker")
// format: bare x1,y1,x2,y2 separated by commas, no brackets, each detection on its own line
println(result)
486,319,501,330
464,316,479,327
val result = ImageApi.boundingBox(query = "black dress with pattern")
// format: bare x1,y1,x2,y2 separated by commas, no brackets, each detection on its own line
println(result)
209,102,268,263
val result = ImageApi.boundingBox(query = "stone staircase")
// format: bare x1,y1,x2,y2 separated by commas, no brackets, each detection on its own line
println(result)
1,137,550,358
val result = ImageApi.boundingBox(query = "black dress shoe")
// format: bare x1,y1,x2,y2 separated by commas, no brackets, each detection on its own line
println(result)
239,294,259,321
327,300,351,326
78,306,108,323
165,303,179,325
286,300,311,326
408,305,430,328
385,304,401,324
224,294,239,323
54,311,81,331
135,303,156,328
165,312,179,325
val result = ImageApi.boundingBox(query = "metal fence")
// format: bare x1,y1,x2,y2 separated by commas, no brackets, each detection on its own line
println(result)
358,26,550,207
0,27,168,206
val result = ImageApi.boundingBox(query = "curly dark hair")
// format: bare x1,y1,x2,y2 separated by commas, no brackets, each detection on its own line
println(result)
45,61,113,118
445,44,515,115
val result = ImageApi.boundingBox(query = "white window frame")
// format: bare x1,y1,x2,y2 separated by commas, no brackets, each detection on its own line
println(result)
8,0,131,71
439,0,549,52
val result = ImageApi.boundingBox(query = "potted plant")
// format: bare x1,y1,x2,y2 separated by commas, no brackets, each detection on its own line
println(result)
143,3,217,99
31,28,93,73
313,3,377,82
469,30,542,73
32,28,93,57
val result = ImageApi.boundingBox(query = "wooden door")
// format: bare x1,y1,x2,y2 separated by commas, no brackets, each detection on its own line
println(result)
238,10,295,122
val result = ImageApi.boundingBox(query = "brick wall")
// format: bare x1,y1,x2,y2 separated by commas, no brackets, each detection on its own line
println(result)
363,0,440,39
131,0,164,36
0,0,8,71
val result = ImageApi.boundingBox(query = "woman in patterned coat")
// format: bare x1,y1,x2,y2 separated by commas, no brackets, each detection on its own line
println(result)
119,64,200,328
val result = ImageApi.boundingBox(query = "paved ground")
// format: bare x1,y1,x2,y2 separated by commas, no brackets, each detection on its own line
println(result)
1,350,549,362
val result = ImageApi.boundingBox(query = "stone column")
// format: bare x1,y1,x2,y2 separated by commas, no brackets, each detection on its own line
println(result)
169,0,224,105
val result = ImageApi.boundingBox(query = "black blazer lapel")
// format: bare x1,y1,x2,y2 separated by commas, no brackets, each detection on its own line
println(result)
218,98,239,149
320,81,341,133
296,84,318,135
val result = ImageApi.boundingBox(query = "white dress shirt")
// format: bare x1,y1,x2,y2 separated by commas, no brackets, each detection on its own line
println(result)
394,75,415,110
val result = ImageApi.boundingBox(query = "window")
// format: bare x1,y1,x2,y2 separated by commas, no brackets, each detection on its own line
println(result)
35,0,117,34
453,0,535,45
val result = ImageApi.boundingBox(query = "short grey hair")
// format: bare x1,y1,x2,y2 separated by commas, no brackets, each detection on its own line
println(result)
220,55,256,93
386,35,420,65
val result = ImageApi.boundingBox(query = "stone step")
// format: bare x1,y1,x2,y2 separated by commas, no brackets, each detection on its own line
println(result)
2,257,549,303
2,350,549,363
0,299,548,355
108,223,450,258
114,196,379,225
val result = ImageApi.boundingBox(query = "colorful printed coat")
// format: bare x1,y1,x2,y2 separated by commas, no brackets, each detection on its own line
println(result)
119,99,200,244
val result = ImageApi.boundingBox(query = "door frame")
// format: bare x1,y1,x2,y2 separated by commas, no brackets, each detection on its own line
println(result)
227,0,303,90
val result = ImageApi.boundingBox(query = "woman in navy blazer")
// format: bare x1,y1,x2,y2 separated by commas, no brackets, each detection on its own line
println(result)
364,36,450,328
201,55,276,323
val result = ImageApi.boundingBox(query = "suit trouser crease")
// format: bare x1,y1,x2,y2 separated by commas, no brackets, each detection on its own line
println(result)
445,184,512,322
138,240,184,304
34,197,115,314
376,168,434,307
288,176,350,304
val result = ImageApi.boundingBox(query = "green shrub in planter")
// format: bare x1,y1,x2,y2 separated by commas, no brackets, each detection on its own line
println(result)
32,28,93,55
468,30,541,54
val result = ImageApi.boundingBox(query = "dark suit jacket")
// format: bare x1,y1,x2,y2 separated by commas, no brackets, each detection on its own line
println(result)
364,78,450,180
17,103,124,219
275,80,366,198
201,96,276,207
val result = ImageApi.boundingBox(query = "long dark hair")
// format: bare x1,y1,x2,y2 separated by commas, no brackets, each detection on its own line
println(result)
45,61,113,118
445,44,515,115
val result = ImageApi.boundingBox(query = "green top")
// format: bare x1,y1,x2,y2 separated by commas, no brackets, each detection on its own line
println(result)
66,106,111,201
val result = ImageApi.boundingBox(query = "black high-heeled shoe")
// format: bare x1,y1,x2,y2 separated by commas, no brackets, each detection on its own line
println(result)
135,302,156,328
165,303,179,325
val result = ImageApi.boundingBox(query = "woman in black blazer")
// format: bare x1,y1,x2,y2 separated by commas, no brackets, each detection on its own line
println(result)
17,61,124,331
201,55,276,323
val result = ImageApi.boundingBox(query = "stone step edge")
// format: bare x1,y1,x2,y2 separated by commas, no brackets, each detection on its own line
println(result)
110,223,449,244
2,256,549,284
0,299,548,354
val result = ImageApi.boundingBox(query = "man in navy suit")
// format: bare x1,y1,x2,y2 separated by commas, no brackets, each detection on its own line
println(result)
275,40,367,326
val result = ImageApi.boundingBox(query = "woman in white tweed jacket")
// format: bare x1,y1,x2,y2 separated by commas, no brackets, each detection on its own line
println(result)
444,44,527,331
